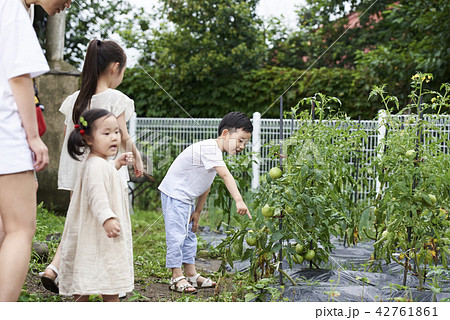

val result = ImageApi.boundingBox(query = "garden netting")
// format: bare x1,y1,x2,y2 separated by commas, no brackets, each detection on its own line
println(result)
199,228,450,302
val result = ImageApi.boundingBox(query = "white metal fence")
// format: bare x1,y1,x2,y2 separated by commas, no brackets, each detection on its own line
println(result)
129,112,450,203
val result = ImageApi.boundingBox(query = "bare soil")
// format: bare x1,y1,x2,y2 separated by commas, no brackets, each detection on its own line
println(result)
25,258,226,302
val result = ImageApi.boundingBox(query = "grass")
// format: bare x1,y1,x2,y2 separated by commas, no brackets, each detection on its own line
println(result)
23,204,450,302
130,209,170,280
29,204,65,274
22,204,264,302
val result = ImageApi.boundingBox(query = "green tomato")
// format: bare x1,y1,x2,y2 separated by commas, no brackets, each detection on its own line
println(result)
407,117,416,125
428,194,437,205
246,237,256,246
304,250,316,261
269,167,282,179
292,253,304,264
295,243,304,254
405,150,416,159
261,204,275,218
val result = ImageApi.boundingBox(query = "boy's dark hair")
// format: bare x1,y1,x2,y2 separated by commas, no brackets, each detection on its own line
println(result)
218,112,253,136
72,39,126,124
68,109,113,161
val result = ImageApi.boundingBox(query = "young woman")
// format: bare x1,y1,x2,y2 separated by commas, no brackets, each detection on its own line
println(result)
0,0,71,302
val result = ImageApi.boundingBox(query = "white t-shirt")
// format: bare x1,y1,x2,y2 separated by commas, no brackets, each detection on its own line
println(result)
57,89,135,190
158,139,226,205
0,0,50,174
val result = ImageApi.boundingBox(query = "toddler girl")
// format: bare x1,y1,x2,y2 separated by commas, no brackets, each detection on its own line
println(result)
58,109,134,302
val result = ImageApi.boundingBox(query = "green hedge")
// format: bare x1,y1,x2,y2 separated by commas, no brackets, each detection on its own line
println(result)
119,66,380,119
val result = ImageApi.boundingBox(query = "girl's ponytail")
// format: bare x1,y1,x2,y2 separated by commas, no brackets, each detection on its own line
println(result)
72,40,100,124
67,127,87,161
72,39,127,124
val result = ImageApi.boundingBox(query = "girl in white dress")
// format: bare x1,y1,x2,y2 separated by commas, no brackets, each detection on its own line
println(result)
40,39,144,293
59,108,134,302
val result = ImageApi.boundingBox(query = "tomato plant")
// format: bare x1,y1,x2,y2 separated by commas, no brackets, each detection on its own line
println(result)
215,73,449,285
368,72,450,287
250,94,372,276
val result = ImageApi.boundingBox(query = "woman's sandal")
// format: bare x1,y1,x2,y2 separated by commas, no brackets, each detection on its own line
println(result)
169,276,197,294
39,264,59,294
186,273,216,289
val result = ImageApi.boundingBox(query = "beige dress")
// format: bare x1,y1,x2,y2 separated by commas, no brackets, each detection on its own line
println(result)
59,156,134,296
57,89,134,191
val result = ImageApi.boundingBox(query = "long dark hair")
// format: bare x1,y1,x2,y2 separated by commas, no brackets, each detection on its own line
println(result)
72,39,126,124
68,109,113,160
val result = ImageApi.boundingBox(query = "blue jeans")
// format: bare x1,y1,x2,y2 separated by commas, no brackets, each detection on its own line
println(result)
161,192,197,268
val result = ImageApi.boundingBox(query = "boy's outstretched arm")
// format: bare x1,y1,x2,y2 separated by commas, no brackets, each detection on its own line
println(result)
190,188,210,232
214,166,252,219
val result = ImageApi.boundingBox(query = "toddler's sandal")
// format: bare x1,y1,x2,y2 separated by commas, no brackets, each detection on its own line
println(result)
186,273,216,288
169,276,197,294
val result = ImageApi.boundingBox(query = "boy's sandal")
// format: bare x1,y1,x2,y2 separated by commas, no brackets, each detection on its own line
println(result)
169,276,197,294
186,273,216,288
39,264,59,294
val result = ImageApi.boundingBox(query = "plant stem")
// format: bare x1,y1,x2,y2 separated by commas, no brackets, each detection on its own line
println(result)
278,268,297,286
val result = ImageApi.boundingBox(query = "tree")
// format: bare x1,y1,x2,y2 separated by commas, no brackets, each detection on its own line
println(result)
33,0,137,67
119,0,267,118
274,0,450,106
355,0,450,103
65,0,135,66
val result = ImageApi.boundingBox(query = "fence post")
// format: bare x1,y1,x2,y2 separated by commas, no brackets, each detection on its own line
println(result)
376,109,386,196
251,112,261,191
278,97,284,284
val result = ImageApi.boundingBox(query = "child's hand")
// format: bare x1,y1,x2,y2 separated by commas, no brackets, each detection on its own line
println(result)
189,211,201,232
103,218,121,238
236,200,252,219
115,152,134,169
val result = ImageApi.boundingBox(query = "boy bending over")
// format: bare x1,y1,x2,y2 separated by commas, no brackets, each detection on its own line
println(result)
158,112,253,293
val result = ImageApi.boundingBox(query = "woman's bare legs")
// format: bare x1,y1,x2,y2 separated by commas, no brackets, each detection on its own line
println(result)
0,171,36,301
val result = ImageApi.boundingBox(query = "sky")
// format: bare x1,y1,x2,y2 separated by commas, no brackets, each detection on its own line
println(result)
128,0,306,29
